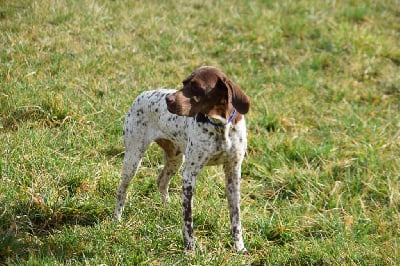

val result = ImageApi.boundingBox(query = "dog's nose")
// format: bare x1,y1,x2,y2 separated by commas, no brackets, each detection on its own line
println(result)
166,94,175,105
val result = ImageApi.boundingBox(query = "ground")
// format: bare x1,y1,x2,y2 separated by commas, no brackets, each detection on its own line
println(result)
0,0,399,264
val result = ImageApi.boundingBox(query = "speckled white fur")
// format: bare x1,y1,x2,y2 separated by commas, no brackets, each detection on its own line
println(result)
114,89,247,253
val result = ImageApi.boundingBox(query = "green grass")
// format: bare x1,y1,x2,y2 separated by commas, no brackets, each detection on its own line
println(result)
1,0,399,264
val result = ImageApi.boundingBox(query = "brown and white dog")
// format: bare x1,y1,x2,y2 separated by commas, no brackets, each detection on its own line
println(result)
114,66,250,253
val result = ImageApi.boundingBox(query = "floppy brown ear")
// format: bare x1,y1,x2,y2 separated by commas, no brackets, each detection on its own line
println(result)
219,77,250,114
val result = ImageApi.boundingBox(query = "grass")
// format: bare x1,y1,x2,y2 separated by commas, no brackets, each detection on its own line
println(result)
1,0,399,264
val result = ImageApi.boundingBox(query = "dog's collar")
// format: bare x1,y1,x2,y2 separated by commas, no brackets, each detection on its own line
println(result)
205,109,237,127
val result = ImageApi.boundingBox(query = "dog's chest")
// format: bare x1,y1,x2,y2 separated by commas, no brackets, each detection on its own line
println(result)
185,120,245,163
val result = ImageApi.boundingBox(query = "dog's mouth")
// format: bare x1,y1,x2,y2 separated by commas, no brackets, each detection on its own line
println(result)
166,104,177,114
167,104,192,117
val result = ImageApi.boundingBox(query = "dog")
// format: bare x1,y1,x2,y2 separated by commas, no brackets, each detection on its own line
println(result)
114,66,250,253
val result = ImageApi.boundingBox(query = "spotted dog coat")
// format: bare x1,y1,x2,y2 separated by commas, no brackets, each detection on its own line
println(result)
114,66,250,253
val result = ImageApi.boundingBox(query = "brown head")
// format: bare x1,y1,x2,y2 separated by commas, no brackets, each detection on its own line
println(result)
166,66,250,124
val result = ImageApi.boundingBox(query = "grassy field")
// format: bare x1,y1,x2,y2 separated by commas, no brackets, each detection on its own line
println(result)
1,0,399,264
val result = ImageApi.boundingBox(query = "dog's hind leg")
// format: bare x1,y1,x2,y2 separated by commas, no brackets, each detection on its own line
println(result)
155,139,183,203
114,111,151,221
113,141,148,220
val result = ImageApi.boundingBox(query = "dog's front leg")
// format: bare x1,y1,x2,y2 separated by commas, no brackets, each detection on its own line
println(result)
224,161,247,254
181,160,202,251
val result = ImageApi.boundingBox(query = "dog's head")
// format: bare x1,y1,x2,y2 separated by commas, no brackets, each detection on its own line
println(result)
166,66,250,123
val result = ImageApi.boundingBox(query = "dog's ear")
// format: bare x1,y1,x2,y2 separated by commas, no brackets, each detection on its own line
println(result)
218,77,250,114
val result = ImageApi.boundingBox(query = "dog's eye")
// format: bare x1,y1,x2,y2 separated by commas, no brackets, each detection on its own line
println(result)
191,85,203,96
